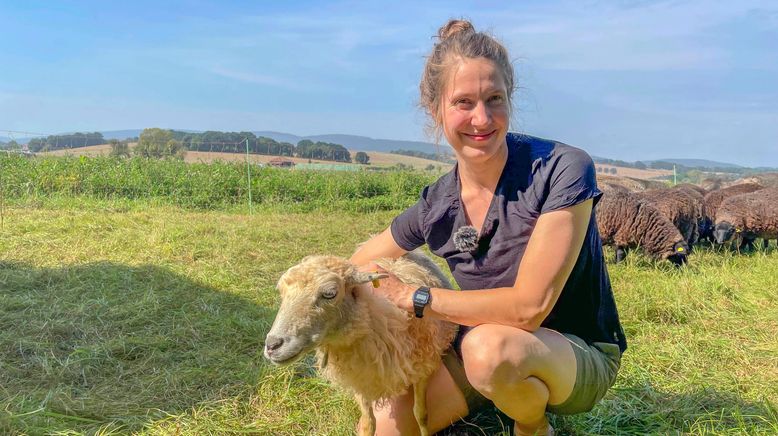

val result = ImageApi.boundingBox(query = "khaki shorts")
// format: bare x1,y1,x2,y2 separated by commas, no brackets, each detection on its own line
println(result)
442,332,621,416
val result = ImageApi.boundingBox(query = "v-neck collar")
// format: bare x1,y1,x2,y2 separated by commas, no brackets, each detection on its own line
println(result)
452,137,516,241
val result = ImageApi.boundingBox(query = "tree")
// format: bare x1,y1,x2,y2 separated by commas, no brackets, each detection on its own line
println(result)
425,164,435,171
609,167,617,175
355,151,370,164
109,139,131,158
634,161,647,170
134,128,185,159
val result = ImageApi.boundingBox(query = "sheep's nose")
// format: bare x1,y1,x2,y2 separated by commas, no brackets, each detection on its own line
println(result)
265,335,284,354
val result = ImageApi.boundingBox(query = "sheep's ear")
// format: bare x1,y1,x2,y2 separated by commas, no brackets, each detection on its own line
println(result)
349,270,390,285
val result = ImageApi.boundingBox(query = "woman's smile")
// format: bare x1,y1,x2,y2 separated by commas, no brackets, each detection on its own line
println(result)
462,130,497,141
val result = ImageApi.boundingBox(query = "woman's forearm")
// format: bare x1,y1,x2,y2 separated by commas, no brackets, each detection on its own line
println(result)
425,286,552,331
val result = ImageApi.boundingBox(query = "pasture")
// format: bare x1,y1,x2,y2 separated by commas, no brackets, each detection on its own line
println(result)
0,156,776,435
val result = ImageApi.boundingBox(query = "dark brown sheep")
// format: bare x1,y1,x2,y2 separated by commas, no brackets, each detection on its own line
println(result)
596,192,689,265
714,187,778,250
598,181,632,195
637,189,700,246
673,183,707,197
702,183,765,241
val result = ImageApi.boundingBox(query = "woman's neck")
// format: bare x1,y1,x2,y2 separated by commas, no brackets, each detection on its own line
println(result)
457,142,509,192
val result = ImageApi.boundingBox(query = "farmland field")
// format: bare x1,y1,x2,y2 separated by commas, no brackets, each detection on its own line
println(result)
39,144,449,170
0,157,776,435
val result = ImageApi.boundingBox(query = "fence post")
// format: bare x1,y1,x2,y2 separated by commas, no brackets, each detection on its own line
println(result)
246,138,253,214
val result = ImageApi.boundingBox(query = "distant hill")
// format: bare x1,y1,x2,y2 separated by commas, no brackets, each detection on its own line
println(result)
6,128,761,171
645,158,743,169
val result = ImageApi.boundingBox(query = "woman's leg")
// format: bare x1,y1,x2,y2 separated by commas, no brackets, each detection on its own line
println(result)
459,325,577,435
373,361,470,436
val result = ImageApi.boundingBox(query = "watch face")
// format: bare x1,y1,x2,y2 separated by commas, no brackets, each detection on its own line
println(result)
414,293,427,304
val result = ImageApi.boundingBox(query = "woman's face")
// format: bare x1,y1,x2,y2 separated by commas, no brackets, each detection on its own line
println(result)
439,57,509,163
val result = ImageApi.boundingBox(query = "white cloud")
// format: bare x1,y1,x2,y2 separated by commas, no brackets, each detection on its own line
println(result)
208,66,305,91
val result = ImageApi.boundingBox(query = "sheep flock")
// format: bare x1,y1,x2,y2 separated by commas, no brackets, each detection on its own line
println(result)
595,174,778,265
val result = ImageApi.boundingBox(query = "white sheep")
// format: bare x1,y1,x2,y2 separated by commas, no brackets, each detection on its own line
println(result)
263,250,457,436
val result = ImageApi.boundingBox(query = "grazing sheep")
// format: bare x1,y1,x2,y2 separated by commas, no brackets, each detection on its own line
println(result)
726,173,778,188
599,180,632,195
702,183,765,242
596,192,689,265
597,174,667,192
264,251,457,436
673,183,707,197
638,188,701,246
714,187,778,250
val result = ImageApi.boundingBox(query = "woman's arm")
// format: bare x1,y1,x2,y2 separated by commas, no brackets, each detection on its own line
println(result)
376,199,593,332
350,227,409,267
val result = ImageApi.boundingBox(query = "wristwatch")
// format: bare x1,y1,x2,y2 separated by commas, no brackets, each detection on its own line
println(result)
412,286,432,318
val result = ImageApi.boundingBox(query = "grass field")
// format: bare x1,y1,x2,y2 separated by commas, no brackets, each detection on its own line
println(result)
1,198,776,435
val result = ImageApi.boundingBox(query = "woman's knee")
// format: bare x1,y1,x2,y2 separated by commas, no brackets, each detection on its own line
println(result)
460,325,536,397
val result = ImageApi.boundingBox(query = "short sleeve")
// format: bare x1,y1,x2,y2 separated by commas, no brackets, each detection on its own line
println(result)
540,146,602,214
390,193,428,251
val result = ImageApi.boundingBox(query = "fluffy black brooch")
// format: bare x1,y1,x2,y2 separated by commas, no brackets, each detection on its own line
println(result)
453,225,479,253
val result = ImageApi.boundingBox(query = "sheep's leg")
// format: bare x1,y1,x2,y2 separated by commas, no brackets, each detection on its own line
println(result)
356,395,375,436
412,377,430,436
615,247,627,263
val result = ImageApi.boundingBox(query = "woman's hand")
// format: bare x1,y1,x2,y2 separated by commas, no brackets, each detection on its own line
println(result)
357,264,416,313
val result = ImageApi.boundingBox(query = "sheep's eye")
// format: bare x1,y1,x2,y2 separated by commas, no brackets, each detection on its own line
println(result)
320,287,338,299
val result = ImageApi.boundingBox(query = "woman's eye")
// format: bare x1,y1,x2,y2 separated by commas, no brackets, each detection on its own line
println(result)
455,99,472,108
489,95,504,103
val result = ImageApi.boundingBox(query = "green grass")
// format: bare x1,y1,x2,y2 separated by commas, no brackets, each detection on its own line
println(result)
1,200,776,435
0,155,434,212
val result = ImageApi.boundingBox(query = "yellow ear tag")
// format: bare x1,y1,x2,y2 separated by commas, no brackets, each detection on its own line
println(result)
677,247,685,252
736,228,742,233
371,278,381,288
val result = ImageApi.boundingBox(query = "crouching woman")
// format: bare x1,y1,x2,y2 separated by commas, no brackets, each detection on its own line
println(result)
350,19,626,436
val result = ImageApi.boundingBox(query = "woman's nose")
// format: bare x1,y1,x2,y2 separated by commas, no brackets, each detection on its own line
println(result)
471,101,491,128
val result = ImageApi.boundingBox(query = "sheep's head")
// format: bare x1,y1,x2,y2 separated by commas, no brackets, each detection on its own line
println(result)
263,255,387,365
665,241,689,266
714,221,740,245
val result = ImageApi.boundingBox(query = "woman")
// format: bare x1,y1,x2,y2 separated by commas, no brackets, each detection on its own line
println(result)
350,19,626,436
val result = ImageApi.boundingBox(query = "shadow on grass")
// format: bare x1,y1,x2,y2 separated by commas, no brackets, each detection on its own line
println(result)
435,382,777,435
0,261,275,434
549,382,778,435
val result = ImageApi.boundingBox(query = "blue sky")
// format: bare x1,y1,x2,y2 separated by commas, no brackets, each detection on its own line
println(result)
1,0,776,166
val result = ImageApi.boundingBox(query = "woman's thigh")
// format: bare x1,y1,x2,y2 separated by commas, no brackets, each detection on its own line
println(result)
373,360,470,436
460,325,577,407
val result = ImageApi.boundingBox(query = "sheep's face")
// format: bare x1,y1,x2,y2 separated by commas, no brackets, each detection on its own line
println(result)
264,256,386,365
714,221,738,244
665,241,689,266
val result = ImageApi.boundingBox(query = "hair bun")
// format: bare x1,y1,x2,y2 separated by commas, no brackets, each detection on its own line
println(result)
437,19,474,40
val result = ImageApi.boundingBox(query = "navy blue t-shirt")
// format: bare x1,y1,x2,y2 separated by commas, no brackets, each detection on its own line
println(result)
391,133,627,353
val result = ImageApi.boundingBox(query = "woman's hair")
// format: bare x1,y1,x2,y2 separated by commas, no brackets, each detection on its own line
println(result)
420,19,515,140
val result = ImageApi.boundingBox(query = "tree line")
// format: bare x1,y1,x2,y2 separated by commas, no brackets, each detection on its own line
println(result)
108,129,367,163
27,132,105,152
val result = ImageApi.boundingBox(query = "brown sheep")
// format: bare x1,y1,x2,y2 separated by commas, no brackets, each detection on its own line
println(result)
264,251,457,436
598,181,632,195
702,183,765,242
673,183,707,197
596,192,689,265
637,188,700,246
714,187,778,250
